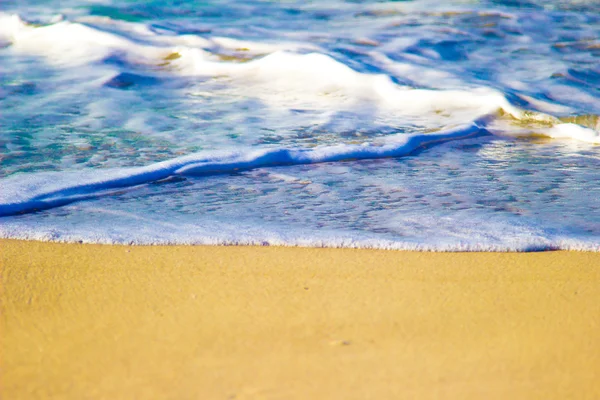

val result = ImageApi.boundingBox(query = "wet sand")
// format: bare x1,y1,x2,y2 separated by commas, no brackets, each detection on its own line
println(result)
2,239,600,399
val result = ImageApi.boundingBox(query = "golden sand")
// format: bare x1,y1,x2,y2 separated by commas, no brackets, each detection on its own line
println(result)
1,239,600,399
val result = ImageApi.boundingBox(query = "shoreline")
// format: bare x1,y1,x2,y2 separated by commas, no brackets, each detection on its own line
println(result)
2,239,600,399
2,236,598,252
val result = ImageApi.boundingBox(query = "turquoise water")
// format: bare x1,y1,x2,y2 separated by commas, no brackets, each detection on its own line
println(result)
1,0,599,250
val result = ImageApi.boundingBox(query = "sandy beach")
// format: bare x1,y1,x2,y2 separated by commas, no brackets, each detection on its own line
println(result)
1,239,599,399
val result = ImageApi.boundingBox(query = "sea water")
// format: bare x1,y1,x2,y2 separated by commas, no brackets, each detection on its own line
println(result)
1,0,599,250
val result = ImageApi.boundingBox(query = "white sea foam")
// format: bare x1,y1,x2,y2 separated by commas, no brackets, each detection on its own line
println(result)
1,218,597,252
1,12,598,143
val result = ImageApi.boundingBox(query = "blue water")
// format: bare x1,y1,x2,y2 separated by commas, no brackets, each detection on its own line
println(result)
1,0,599,250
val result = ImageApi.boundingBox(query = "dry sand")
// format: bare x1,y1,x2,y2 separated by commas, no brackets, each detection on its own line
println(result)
1,238,600,399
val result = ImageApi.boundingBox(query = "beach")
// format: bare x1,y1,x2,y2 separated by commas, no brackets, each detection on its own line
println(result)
2,239,599,399
2,0,600,398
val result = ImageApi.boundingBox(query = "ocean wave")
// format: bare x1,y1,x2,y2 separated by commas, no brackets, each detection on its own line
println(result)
1,12,599,218
0,122,485,217
1,12,598,143
1,5,599,251
1,114,598,218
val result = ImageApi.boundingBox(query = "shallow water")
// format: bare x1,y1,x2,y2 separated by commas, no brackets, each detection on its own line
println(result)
1,0,599,250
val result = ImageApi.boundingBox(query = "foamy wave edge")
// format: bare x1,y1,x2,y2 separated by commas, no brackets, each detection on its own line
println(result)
2,11,599,144
1,222,598,252
0,123,487,217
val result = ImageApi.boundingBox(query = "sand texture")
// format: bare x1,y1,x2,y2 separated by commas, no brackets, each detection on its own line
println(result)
2,239,600,399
